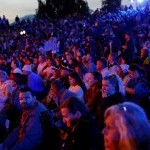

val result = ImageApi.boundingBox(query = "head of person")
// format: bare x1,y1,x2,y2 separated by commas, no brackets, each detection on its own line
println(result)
60,96,89,128
128,65,144,80
0,70,8,83
102,102,150,150
9,73,27,88
125,32,132,41
102,74,125,96
11,60,20,69
50,79,65,98
38,55,45,63
19,87,36,110
96,58,108,71
60,62,73,77
140,48,148,58
107,53,117,64
52,66,60,78
86,71,102,88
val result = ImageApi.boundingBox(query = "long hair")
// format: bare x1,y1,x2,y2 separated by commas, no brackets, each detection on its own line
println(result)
103,74,125,96
69,71,87,93
104,102,150,150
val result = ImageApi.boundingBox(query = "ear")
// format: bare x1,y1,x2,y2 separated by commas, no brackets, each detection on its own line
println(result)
75,111,81,119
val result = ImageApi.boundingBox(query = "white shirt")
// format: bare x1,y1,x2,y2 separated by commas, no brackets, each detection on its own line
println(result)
69,85,84,102
37,62,47,75
101,67,110,78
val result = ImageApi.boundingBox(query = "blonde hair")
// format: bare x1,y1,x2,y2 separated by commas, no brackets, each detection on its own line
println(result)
104,102,150,150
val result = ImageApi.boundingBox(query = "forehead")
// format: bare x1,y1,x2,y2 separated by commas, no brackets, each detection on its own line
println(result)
105,116,115,125
19,91,32,97
61,108,70,115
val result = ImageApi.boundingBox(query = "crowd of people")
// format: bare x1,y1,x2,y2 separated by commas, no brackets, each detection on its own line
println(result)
0,4,150,150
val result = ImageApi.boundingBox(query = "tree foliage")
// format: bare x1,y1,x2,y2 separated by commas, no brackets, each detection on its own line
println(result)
36,0,90,18
101,0,122,12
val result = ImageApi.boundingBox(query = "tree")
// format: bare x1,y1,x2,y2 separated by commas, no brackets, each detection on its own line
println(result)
36,0,90,18
101,0,122,12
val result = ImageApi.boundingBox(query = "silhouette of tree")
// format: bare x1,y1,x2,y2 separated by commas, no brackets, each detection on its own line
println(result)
101,0,121,12
36,0,90,18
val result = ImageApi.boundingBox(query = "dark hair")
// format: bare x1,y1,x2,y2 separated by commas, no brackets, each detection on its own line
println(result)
12,60,20,68
97,58,108,68
69,72,87,93
19,87,35,96
128,65,144,76
60,97,90,118
51,79,64,91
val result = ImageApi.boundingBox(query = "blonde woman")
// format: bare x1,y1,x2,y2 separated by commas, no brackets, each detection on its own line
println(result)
102,102,150,150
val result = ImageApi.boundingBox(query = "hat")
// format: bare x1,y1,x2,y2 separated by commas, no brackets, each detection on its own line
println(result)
22,65,32,72
61,63,73,71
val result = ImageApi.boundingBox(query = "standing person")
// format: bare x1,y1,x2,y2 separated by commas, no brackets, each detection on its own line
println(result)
121,32,136,61
102,102,150,150
59,97,102,150
2,87,48,150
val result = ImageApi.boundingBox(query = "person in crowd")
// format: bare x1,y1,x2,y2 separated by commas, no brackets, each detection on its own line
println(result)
7,73,27,131
59,96,102,150
40,57,55,80
96,57,110,78
97,74,125,130
22,64,45,100
125,65,149,104
50,79,76,108
102,102,150,150
107,53,118,74
82,54,97,72
11,59,22,74
0,70,13,111
60,62,73,89
68,71,87,102
140,48,150,65
37,55,47,75
84,71,102,116
119,56,130,75
121,32,136,61
2,87,48,150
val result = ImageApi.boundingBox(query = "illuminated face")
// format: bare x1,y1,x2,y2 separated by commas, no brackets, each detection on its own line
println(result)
19,91,35,109
102,79,115,96
86,73,96,87
102,116,120,150
11,61,16,69
61,108,77,128
68,76,76,86
128,70,139,80
96,60,103,71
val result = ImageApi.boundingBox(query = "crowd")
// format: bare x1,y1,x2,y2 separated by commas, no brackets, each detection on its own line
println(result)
0,4,150,150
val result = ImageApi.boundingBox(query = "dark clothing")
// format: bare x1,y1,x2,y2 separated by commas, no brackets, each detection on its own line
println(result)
96,92,125,130
60,76,70,89
59,119,102,150
3,102,48,150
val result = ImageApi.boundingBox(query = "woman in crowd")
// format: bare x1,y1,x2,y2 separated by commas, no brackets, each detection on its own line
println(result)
59,97,102,150
68,71,87,102
102,102,150,150
96,74,125,130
